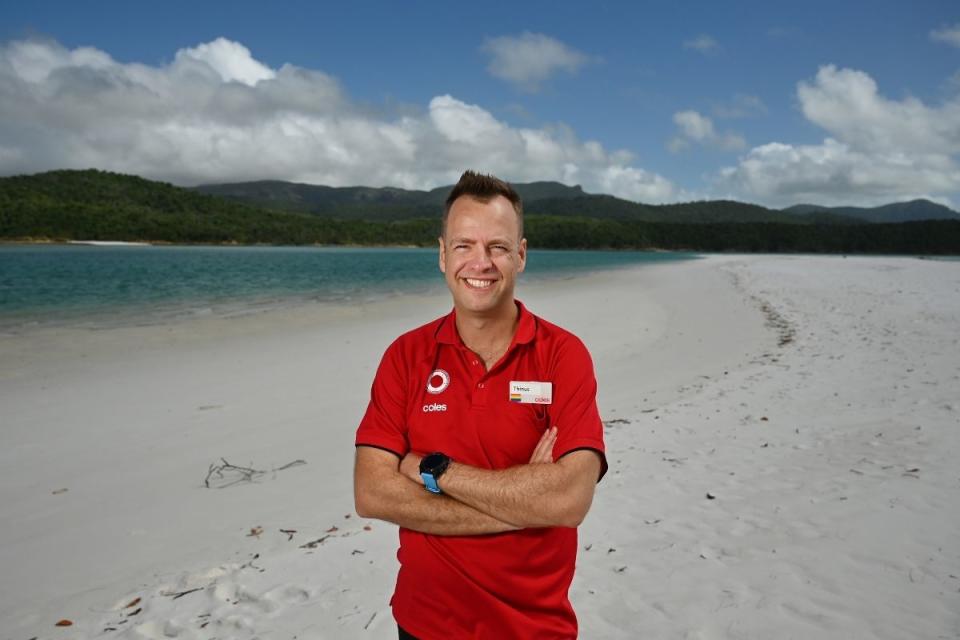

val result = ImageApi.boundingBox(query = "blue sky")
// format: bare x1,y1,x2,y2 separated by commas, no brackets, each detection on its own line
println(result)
1,0,958,208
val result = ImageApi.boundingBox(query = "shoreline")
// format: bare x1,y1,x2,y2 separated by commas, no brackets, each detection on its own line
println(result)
2,255,958,638
4,237,957,256
0,247,700,336
5,247,953,338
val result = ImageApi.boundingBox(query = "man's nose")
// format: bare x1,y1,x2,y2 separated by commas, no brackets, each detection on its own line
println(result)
468,246,494,270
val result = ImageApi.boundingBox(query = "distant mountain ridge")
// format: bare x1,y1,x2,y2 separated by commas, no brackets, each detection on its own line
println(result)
195,179,958,224
3,170,960,254
782,200,959,224
194,180,590,221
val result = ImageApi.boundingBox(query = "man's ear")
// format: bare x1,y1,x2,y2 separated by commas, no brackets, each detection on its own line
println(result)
517,237,527,273
438,236,446,273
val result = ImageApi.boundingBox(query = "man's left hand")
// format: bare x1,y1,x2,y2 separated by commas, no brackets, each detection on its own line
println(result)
400,452,423,485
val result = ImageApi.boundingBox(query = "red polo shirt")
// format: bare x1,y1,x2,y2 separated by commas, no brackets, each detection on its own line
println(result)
356,300,606,639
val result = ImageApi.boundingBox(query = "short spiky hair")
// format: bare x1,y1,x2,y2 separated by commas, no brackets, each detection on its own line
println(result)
442,170,524,238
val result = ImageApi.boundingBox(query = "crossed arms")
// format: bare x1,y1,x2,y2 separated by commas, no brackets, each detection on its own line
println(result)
354,427,602,535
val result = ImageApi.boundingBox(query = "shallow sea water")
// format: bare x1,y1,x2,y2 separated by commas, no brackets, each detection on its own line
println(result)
0,245,698,332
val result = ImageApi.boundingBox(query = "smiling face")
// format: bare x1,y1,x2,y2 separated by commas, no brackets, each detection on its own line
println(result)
439,194,527,319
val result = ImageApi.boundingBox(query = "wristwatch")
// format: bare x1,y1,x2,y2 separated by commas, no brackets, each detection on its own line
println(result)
419,452,451,494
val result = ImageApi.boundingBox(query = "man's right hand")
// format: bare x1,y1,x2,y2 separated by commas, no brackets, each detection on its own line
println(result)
528,426,558,464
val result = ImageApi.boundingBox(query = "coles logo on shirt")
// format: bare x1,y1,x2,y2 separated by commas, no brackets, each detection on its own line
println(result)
423,369,449,412
426,369,450,394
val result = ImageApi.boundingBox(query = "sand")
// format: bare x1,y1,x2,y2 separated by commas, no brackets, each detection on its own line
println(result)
1,255,958,639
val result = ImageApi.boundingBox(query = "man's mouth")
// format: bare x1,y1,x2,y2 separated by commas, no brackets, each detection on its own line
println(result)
463,278,494,289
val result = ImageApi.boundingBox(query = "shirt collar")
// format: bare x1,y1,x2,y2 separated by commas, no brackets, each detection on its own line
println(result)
435,300,536,347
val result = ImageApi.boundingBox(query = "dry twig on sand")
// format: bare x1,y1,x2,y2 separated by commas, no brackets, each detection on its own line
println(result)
204,457,306,488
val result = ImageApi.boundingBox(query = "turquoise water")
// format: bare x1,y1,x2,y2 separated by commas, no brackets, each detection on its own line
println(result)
0,245,698,331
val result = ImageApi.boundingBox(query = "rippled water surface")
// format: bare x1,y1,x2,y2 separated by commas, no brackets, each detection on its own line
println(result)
0,245,699,330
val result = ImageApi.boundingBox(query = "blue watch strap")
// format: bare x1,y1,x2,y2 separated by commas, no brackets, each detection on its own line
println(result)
421,472,441,494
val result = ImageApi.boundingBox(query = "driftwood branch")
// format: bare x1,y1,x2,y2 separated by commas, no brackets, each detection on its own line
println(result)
299,535,332,549
204,457,307,488
274,460,306,472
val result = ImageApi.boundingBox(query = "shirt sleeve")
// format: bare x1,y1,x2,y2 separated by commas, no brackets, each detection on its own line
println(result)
355,339,410,457
547,335,608,480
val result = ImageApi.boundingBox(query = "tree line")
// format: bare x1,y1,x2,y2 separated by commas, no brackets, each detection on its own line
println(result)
2,170,959,253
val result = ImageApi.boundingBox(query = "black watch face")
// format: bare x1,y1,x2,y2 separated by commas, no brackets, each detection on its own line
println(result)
421,453,447,473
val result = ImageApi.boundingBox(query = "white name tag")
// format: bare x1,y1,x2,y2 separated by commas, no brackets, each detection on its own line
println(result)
509,381,553,404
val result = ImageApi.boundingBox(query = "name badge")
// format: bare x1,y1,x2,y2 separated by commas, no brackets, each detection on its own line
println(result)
509,381,553,404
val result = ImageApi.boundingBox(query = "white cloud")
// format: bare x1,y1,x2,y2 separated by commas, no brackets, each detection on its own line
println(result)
718,65,960,207
0,37,679,203
683,35,720,54
174,38,275,86
718,138,958,207
669,110,746,152
423,95,679,201
481,32,591,92
798,65,960,154
931,23,960,48
594,165,679,203
2,37,114,83
712,93,767,119
674,110,714,141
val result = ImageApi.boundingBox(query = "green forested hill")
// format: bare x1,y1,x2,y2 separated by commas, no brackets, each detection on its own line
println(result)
196,180,439,219
0,169,436,245
782,199,960,223
196,178,957,225
196,179,799,223
2,169,959,253
527,196,829,224
194,179,592,220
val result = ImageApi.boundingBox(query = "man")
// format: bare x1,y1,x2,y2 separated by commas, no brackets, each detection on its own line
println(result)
354,171,606,639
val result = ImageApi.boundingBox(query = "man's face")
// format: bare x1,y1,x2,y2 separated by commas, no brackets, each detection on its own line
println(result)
439,195,527,318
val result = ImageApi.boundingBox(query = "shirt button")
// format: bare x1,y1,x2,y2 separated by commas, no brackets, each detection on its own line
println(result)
472,360,479,366
478,383,485,389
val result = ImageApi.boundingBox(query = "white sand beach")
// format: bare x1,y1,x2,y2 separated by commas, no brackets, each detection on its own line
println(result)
1,255,958,639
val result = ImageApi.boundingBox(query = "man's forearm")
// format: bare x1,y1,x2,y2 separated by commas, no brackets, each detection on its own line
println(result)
354,448,518,536
366,473,519,535
437,452,600,529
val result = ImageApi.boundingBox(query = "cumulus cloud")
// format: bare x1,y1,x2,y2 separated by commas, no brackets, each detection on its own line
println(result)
683,35,720,54
0,37,678,203
712,93,767,119
798,65,960,154
673,111,714,141
718,139,958,206
668,110,746,152
930,23,960,48
175,38,275,85
718,65,960,206
481,32,592,92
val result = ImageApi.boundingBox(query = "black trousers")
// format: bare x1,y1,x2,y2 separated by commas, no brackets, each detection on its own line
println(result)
398,625,419,640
